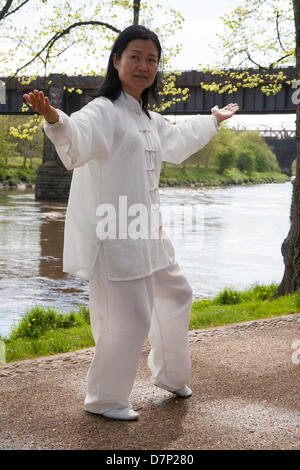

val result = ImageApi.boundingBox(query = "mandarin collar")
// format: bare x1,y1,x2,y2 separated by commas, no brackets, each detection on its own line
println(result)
117,91,143,114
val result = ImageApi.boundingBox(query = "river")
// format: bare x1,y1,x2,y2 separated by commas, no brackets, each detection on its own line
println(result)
0,181,292,337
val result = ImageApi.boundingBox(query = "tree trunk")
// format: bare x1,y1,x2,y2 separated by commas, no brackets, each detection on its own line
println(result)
133,0,141,25
272,0,300,298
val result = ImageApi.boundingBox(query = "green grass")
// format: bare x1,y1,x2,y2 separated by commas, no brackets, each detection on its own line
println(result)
1,283,299,363
3,325,94,362
0,161,289,188
190,283,300,329
159,165,290,187
0,159,41,186
8,304,90,340
1,304,93,362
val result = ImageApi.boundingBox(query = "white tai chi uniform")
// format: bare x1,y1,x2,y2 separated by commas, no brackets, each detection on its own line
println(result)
44,91,219,412
84,243,193,413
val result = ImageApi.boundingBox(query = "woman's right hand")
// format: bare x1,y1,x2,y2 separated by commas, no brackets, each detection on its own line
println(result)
23,89,59,124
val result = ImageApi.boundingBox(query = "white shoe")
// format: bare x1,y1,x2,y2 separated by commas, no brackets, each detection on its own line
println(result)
174,385,192,398
100,407,139,421
154,383,192,398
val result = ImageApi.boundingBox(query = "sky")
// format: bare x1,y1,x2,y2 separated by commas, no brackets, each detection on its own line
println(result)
163,0,240,70
2,0,296,130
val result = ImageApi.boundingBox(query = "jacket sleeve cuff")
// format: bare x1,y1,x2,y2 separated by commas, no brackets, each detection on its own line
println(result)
43,109,75,170
43,108,67,133
211,114,219,131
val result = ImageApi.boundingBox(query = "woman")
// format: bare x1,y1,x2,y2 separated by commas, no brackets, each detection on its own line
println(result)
24,25,239,421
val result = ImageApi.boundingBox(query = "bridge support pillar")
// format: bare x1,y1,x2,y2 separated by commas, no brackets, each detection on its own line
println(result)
263,137,296,178
35,74,72,201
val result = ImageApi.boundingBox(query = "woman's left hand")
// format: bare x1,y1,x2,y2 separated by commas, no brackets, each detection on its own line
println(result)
211,103,239,124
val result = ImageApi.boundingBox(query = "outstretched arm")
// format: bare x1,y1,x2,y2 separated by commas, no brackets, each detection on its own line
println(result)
154,102,239,165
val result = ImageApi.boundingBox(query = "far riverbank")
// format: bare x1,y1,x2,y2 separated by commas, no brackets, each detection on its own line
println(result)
159,166,290,188
0,164,290,191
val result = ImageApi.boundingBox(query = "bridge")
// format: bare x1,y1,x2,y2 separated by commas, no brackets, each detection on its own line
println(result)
0,67,297,200
0,66,296,116
259,129,296,176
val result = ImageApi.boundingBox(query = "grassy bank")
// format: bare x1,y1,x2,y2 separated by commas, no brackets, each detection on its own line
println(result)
190,283,299,329
1,283,300,363
0,118,290,189
0,157,41,187
159,165,290,187
0,161,290,189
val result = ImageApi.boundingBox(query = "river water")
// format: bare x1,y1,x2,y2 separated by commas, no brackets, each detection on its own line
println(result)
0,181,292,337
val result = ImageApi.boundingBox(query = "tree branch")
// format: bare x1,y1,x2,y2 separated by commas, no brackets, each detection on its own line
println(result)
270,52,294,67
276,10,287,53
0,0,33,20
6,20,121,82
243,48,265,69
0,0,14,20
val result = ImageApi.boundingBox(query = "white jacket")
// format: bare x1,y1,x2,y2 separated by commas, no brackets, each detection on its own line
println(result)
44,91,219,281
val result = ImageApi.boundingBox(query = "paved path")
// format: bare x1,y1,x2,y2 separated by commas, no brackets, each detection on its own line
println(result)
0,314,300,450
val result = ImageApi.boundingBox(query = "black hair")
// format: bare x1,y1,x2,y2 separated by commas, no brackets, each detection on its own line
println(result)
94,25,162,118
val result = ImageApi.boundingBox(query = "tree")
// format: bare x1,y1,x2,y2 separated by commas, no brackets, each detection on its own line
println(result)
199,0,298,297
0,0,188,112
199,0,295,96
0,116,18,166
275,0,300,297
8,104,43,167
0,0,192,165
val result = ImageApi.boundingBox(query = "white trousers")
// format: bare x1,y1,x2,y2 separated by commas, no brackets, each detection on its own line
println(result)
84,243,193,414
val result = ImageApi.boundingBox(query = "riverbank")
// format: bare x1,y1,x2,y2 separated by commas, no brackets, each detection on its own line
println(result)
0,163,290,190
159,166,290,187
2,283,300,363
0,161,38,189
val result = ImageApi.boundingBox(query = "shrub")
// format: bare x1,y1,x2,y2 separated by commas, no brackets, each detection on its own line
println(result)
10,304,90,340
237,150,255,173
216,147,237,174
235,131,279,172
249,284,277,301
255,151,270,172
16,168,29,182
214,287,242,305
11,306,60,339
222,168,245,184
0,167,15,181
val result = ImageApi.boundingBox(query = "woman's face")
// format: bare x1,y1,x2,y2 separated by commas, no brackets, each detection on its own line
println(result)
113,39,159,101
